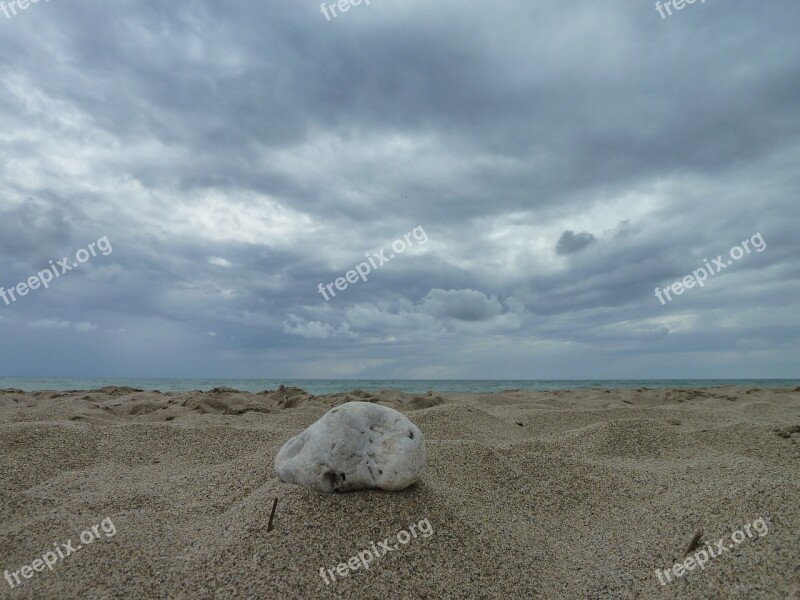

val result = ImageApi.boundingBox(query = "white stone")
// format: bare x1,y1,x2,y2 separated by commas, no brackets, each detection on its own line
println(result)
274,401,426,493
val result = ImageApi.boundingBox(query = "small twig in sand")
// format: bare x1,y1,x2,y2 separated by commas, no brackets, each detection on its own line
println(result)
684,530,703,556
267,498,278,532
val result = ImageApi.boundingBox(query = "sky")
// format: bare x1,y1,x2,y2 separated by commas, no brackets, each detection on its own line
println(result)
0,0,798,380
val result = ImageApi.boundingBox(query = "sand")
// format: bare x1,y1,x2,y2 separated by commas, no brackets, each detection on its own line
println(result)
1,386,798,599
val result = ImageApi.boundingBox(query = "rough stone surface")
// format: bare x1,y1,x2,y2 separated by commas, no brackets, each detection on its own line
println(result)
274,401,426,493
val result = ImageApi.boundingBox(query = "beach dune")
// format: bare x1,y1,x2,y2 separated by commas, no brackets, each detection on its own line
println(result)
1,386,798,598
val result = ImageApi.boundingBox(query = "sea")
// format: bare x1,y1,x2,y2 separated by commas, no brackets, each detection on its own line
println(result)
0,378,798,395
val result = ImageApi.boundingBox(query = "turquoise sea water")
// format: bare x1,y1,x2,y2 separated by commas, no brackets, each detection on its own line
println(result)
0,378,798,395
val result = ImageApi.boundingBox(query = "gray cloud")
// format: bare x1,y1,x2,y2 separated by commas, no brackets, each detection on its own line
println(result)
420,290,503,322
555,231,597,256
0,0,798,379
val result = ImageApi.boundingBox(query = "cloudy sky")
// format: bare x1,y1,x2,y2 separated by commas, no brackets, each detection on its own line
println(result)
0,0,798,380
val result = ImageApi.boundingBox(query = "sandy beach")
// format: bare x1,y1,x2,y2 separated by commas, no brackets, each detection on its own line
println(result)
1,386,798,599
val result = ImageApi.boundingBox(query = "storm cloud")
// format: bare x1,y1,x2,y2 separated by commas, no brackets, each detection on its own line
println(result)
0,0,798,379
555,231,597,256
